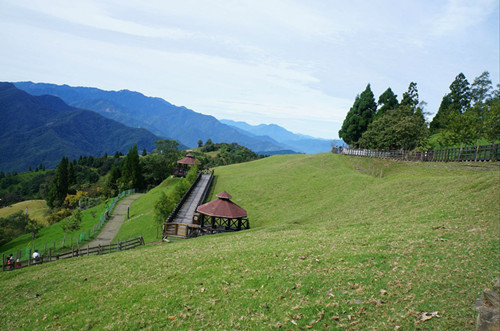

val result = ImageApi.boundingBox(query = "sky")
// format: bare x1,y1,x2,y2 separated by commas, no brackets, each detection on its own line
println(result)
0,0,498,139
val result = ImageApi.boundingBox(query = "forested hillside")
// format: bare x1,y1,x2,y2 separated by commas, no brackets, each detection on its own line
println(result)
0,83,159,173
14,82,290,153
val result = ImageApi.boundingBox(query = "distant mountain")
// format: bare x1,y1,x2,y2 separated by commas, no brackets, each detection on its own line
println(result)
14,82,287,153
220,119,345,154
0,83,160,172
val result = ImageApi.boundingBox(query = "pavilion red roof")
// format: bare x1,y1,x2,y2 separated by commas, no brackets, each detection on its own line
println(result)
196,191,247,218
177,153,201,165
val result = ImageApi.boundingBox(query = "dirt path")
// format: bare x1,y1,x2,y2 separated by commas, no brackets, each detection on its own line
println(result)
82,193,143,248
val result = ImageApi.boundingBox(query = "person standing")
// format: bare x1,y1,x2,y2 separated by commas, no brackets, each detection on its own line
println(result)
32,250,41,264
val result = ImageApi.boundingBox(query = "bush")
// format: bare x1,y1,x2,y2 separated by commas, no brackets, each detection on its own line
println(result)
46,208,72,225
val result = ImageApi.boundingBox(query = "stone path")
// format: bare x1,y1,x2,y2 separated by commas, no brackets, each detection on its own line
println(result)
82,193,143,248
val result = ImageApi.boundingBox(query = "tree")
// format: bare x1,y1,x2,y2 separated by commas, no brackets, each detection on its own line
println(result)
68,162,76,186
0,211,34,246
141,153,176,187
202,138,216,152
121,144,145,191
142,148,147,156
47,156,69,208
61,208,82,233
377,88,398,118
400,82,419,110
197,140,203,148
430,94,452,133
338,84,377,146
25,219,42,242
358,105,427,150
105,166,121,197
154,191,180,238
448,72,471,114
471,71,493,104
483,98,500,142
154,139,179,157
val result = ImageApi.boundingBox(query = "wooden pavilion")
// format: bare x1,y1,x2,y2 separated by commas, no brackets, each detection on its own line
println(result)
173,152,201,177
195,191,249,231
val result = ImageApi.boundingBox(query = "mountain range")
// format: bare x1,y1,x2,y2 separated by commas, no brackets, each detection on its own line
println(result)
220,120,343,154
14,82,341,154
0,83,159,172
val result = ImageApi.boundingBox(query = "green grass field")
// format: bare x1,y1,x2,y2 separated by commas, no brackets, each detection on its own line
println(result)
113,176,183,243
0,153,498,330
0,200,49,225
0,203,108,257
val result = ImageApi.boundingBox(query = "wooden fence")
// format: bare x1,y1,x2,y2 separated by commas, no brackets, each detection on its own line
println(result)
1,236,144,272
333,144,499,162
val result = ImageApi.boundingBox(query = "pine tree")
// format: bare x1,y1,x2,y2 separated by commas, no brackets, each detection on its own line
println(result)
339,84,377,145
47,157,69,208
377,87,398,118
448,73,471,114
121,144,144,191
68,162,76,186
400,82,419,110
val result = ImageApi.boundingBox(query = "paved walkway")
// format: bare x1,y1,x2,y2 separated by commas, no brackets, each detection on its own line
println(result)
82,193,143,248
174,173,212,224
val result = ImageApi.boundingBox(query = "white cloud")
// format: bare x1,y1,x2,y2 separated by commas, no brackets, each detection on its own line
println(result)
431,0,497,37
0,0,498,140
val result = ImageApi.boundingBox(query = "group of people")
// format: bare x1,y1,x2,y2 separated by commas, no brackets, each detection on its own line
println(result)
5,250,41,270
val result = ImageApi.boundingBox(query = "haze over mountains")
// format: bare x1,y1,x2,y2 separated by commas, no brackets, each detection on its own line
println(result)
220,119,343,154
15,82,339,151
2,81,341,172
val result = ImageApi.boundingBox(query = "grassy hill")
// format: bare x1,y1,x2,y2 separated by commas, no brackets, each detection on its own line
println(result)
0,153,498,329
113,177,183,243
0,200,48,225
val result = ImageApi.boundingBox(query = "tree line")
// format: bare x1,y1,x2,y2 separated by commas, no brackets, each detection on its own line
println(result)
339,71,499,150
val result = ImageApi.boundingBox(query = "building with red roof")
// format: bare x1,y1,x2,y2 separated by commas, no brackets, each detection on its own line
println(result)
173,152,201,177
195,191,249,231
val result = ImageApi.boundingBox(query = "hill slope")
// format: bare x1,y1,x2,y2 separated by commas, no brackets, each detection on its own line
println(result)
0,154,498,329
0,83,160,172
14,82,288,153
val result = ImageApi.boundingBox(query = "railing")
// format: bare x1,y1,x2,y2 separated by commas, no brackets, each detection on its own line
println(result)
163,223,200,238
2,236,144,272
165,173,202,223
197,170,214,208
334,144,499,162
7,189,137,258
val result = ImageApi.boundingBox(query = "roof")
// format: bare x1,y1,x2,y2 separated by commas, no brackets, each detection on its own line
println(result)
177,153,201,165
196,191,247,218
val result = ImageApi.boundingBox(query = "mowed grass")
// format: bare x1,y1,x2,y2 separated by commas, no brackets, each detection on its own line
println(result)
0,153,498,330
0,200,49,225
114,176,183,243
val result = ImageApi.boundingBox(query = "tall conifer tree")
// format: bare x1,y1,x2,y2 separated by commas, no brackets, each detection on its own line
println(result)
339,84,377,146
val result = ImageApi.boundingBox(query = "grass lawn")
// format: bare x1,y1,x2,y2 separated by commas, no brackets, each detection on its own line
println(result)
0,203,108,257
0,200,49,225
0,153,498,330
113,176,183,243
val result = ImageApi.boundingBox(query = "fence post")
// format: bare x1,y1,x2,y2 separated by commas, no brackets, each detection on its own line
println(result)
28,249,31,266
49,248,51,262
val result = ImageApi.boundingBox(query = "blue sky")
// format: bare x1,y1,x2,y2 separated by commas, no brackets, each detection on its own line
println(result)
1,0,498,139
